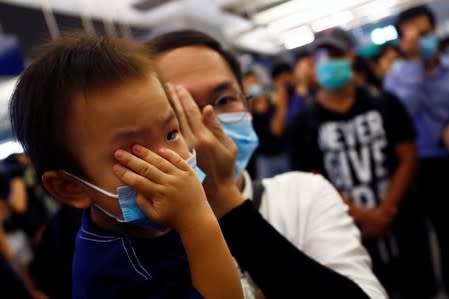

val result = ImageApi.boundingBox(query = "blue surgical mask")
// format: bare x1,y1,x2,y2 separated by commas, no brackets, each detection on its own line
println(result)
63,150,206,231
217,112,259,179
249,84,262,99
420,34,438,61
315,59,352,90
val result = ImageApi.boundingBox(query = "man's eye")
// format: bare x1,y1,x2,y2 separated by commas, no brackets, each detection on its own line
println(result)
214,95,238,107
166,130,179,141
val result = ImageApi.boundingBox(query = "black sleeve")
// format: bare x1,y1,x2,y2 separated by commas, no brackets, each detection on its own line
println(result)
382,92,416,145
219,201,369,299
288,108,322,171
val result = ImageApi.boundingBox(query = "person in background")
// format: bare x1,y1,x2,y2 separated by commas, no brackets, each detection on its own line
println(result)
290,27,436,298
150,29,386,299
286,51,315,128
10,32,244,299
352,55,382,96
242,70,289,179
384,5,449,295
372,43,402,79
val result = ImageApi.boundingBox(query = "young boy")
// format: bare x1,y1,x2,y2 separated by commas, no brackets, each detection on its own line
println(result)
9,33,243,299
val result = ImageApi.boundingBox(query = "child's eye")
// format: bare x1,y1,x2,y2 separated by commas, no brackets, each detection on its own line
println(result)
166,130,179,141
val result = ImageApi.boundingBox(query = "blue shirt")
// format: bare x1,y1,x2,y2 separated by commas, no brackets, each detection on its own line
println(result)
384,58,449,158
72,212,203,299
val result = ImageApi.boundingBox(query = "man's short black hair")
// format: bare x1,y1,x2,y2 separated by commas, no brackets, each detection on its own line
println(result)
148,30,243,88
395,5,436,37
10,32,154,178
270,63,292,80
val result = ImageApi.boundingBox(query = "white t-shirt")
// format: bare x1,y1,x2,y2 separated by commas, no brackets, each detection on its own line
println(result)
241,171,387,299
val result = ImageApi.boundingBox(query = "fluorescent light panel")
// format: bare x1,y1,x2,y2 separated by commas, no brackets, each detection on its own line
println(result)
281,26,315,50
312,11,354,32
267,0,369,33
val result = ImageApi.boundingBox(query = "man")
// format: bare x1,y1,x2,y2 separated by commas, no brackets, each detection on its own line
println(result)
384,5,449,294
149,30,385,298
243,70,289,179
290,27,435,298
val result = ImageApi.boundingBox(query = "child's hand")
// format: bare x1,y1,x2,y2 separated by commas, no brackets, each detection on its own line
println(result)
113,145,213,233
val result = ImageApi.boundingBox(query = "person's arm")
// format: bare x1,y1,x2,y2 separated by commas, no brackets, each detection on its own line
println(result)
270,83,289,137
113,146,243,299
219,200,371,299
297,174,387,298
8,178,28,214
167,83,369,298
382,142,417,214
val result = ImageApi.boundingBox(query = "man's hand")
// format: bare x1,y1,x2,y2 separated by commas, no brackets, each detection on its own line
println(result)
344,199,396,239
166,84,245,217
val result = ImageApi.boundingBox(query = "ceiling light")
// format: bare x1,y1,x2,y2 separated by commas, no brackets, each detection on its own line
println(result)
312,11,354,32
371,25,398,45
281,26,315,50
266,0,369,33
253,0,315,25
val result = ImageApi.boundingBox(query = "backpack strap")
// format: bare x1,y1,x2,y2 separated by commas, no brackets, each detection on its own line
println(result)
251,180,265,211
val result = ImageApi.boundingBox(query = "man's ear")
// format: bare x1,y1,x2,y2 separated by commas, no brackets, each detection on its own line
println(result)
42,171,92,209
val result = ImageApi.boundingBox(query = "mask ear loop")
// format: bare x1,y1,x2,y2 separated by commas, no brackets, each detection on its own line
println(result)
61,170,125,222
61,171,118,198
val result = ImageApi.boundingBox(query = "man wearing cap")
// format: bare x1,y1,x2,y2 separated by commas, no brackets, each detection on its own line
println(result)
290,27,436,298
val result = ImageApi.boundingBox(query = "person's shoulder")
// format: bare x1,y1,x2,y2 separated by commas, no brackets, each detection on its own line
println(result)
263,171,330,199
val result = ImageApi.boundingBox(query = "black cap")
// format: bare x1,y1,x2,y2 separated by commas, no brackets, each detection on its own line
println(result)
313,27,354,52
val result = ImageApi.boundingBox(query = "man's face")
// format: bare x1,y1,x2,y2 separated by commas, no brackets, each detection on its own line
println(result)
155,46,247,115
242,73,261,97
400,15,435,39
64,74,190,216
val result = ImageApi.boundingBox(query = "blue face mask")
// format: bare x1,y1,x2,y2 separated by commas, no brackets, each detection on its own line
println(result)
315,59,352,90
64,151,206,231
249,84,262,99
217,112,259,179
420,34,438,61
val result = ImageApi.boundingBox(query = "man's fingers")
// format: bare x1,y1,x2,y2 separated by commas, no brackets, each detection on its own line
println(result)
166,83,194,140
176,85,205,133
202,106,236,151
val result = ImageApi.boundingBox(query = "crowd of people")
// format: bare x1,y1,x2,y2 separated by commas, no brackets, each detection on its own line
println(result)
1,3,449,299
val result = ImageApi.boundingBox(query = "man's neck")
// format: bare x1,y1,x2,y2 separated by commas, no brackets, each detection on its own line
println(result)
316,83,356,113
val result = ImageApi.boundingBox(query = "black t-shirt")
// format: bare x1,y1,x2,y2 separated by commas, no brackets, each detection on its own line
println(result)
290,87,415,207
289,87,415,265
252,103,286,156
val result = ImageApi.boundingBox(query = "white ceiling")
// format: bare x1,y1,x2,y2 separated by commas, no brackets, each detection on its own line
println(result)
0,0,446,54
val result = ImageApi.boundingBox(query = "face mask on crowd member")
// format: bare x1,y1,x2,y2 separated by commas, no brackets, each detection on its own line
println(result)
312,28,355,91
314,49,352,90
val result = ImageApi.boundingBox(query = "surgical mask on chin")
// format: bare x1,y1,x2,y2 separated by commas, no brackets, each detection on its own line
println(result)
217,112,259,180
315,59,352,90
63,150,206,231
420,34,438,61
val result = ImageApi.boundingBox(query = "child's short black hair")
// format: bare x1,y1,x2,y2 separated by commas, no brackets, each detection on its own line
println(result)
10,32,155,179
395,5,436,37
